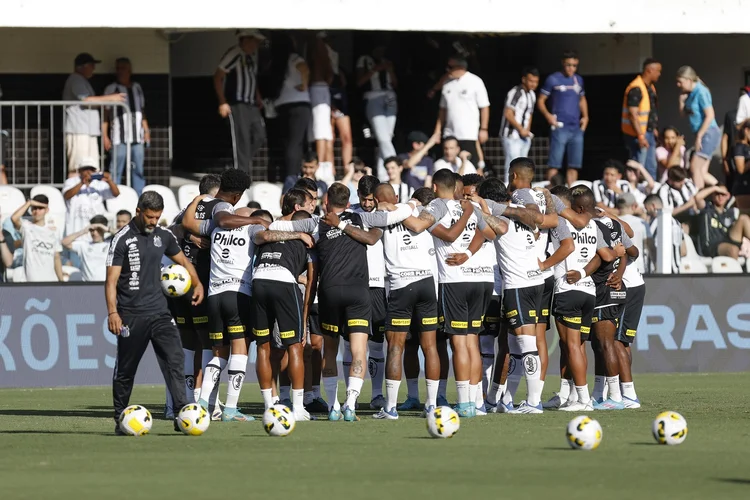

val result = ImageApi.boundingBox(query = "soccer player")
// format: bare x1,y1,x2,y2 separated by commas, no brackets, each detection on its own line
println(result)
267,183,415,421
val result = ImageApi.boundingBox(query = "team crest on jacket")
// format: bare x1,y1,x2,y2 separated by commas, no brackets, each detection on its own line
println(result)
153,235,162,248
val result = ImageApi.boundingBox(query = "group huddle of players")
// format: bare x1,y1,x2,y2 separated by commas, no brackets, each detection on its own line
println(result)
164,157,646,423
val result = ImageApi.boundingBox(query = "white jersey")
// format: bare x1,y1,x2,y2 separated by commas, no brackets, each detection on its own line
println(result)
350,204,385,289
382,206,436,291
618,214,648,287
511,188,560,280
494,202,544,290
209,224,264,296
470,202,496,284
550,217,600,296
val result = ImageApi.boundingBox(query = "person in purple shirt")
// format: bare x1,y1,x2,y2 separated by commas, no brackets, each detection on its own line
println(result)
537,50,589,187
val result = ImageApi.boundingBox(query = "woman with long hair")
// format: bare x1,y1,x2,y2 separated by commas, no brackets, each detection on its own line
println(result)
268,33,311,179
655,126,687,182
732,121,750,211
676,66,720,189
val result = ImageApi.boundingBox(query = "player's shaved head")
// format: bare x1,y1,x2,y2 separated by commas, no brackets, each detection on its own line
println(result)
509,157,535,191
292,210,312,220
375,183,397,204
571,186,596,215
432,169,456,199
235,207,253,217
550,185,573,207
250,209,273,223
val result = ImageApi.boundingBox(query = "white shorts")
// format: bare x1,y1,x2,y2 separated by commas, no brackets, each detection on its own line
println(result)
310,84,333,141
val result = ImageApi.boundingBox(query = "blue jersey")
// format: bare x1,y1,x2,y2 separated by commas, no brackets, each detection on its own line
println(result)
684,82,718,133
540,71,585,126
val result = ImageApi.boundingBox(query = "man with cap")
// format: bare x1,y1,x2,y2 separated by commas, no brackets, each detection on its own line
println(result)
214,29,267,176
63,53,126,177
398,130,438,189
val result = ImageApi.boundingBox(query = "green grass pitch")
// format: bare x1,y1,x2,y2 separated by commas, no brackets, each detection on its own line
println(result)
1,373,749,500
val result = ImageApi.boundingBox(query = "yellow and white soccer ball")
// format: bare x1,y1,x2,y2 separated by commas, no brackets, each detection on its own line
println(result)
426,406,460,438
566,415,603,450
176,403,210,436
118,405,152,436
652,411,688,445
161,264,191,297
262,404,296,437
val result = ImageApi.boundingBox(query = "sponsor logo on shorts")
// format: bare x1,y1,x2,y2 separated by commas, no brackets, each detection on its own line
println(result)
541,308,549,317
485,316,501,323
438,316,445,324
563,316,582,324
580,326,591,334
193,316,208,324
422,317,438,325
253,328,270,336
279,330,295,339
176,317,186,324
450,321,468,329
348,319,369,327
506,310,518,318
208,332,223,340
529,310,537,317
591,317,599,323
378,326,385,332
391,318,411,326
471,320,482,328
227,325,246,334
322,323,339,333
611,291,626,300
626,329,637,337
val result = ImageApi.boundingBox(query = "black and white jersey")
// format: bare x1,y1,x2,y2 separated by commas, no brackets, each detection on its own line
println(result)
550,216,601,295
492,202,545,290
218,45,258,105
170,208,198,265
650,218,683,274
382,206,435,291
592,216,633,285
656,180,698,213
592,180,632,209
209,223,264,296
103,82,146,145
356,55,394,98
106,221,181,315
500,84,536,139
254,238,310,285
350,204,385,289
191,196,235,287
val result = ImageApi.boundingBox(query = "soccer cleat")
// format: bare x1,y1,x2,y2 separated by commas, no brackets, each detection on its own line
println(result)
370,395,387,410
436,395,450,407
484,400,498,414
397,397,423,411
114,425,126,436
294,408,315,421
280,398,293,409
475,404,488,416
328,408,343,421
164,410,175,420
455,402,475,418
221,408,255,422
508,400,543,414
421,405,436,418
211,407,222,421
542,393,564,409
593,398,625,411
306,397,329,413
372,407,399,420
198,398,209,410
559,400,594,412
342,405,360,422
622,396,641,409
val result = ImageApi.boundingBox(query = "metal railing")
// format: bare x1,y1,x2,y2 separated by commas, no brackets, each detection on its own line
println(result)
0,101,132,188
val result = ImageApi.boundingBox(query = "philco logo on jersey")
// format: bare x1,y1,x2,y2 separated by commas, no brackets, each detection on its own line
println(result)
213,232,246,246
572,232,597,245
513,220,534,233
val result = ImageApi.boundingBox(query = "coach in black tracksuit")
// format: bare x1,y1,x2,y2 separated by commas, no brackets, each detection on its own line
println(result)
106,191,204,433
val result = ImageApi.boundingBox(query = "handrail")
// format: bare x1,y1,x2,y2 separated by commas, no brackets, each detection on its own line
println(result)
0,100,132,188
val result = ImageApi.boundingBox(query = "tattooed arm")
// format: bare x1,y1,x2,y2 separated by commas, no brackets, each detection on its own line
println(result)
254,230,314,247
343,225,383,246
402,210,436,234
502,205,540,230
482,213,509,237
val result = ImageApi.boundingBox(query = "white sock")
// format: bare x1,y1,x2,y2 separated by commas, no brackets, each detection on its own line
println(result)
517,335,542,407
621,381,638,400
406,378,420,400
507,335,522,402
606,375,622,402
575,384,591,404
385,379,400,411
225,354,248,410
260,388,274,410
425,379,438,408
292,389,304,414
468,383,478,407
345,376,364,409
592,375,606,401
456,380,470,404
567,380,579,403
438,379,448,399
474,382,485,409
323,376,340,411
368,340,385,398
312,385,321,399
480,336,495,395
304,391,314,405
486,381,502,405
199,356,227,406
342,341,352,388
193,388,201,402
559,378,571,402
183,348,195,403
280,385,291,402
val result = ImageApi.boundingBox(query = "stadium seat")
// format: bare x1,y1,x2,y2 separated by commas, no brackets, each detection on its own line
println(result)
711,256,743,274
30,185,66,213
679,258,708,274
178,183,200,209
4,267,25,283
532,181,549,189
238,182,283,217
143,185,180,225
570,180,593,189
106,185,139,219
0,186,26,224
62,265,82,282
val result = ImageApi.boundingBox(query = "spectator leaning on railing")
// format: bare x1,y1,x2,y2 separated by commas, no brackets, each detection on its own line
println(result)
11,195,64,282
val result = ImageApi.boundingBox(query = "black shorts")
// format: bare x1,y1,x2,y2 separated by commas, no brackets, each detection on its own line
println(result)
319,285,371,338
541,275,555,330
253,280,304,346
438,282,486,335
593,283,627,325
168,295,193,328
386,277,438,333
370,287,388,343
482,294,502,337
617,284,646,344
308,302,322,336
553,290,595,335
503,284,544,329
207,291,252,347
191,299,209,329
707,238,742,258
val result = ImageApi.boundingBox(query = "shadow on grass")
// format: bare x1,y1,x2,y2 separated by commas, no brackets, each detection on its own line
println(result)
541,447,574,451
713,478,750,485
0,409,111,419
0,430,114,436
630,442,657,446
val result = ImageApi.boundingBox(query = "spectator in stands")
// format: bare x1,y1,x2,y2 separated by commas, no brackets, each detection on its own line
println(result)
695,184,750,259
0,210,14,282
357,43,398,181
622,59,662,180
268,34,312,179
593,160,631,210
655,126,687,182
214,29,266,177
0,130,7,184
398,131,436,189
433,136,476,175
61,214,109,281
537,50,589,186
282,151,327,207
10,195,64,282
308,32,336,186
616,192,652,273
731,121,750,212
735,86,750,127
677,66,720,189
644,194,686,273
384,156,415,203
500,67,539,184
103,57,149,195
655,167,697,218
433,54,489,175
63,53,126,177
722,89,745,190
62,159,120,239
623,159,655,208
341,157,371,205
293,177,323,215
322,33,353,173
115,209,132,230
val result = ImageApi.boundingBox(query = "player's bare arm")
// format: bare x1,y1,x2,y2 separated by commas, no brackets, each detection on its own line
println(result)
402,210,436,234
482,213,509,237
255,230,315,248
501,205,539,230
431,200,474,243
539,237,574,271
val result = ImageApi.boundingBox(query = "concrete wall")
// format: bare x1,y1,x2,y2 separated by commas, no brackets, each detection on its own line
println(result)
535,34,652,76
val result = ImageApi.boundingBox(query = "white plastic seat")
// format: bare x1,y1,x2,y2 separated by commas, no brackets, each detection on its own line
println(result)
570,180,593,189
679,259,708,274
238,182,283,217
106,185,139,219
5,267,25,283
711,256,743,273
178,183,200,209
0,186,26,224
62,265,82,282
30,185,66,213
143,184,180,225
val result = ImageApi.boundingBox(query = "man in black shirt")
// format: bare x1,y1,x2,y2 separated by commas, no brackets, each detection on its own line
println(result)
696,184,750,259
106,191,204,434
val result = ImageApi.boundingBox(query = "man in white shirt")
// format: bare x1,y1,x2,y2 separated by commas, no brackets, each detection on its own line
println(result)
11,195,64,282
616,192,652,274
735,88,750,126
61,214,110,281
62,159,119,240
433,137,476,175
433,55,490,175
501,67,539,184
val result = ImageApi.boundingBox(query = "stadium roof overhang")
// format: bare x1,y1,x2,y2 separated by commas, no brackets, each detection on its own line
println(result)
3,0,750,33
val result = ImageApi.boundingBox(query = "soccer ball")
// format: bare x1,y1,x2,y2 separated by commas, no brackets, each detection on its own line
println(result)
262,405,296,437
566,415,603,450
118,405,152,436
176,403,210,436
425,406,460,438
161,264,191,297
652,411,688,445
